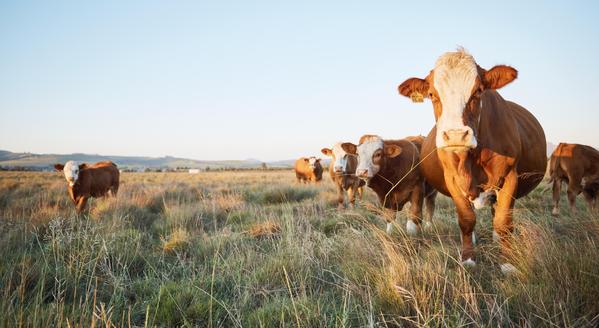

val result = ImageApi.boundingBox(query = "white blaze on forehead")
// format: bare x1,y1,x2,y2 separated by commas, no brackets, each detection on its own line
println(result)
356,136,384,177
433,50,478,147
63,161,80,186
331,142,349,172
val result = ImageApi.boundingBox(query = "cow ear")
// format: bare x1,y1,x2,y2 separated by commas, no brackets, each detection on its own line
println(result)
482,65,517,90
316,158,321,162
341,143,357,155
384,145,402,158
54,164,64,171
321,148,332,156
303,158,309,163
78,163,87,170
398,77,429,103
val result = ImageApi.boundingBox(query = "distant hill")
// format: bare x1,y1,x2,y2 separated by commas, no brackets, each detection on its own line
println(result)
0,150,296,170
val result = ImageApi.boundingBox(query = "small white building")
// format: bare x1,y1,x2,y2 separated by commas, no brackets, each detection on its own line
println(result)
188,169,200,174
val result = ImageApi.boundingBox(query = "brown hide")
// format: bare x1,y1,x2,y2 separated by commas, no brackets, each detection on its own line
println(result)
367,138,436,214
420,91,547,199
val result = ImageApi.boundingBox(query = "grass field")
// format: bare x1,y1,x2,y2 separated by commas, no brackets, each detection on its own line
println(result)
0,170,598,327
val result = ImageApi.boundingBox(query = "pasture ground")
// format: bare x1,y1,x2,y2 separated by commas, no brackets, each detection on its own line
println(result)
0,170,598,327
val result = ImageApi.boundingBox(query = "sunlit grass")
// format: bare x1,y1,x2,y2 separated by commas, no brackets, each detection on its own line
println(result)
0,170,597,327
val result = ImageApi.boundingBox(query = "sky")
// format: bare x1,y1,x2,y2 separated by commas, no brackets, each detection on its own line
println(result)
1,0,598,161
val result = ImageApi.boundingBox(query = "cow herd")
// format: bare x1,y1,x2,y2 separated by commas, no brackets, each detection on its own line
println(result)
292,49,599,274
53,49,598,275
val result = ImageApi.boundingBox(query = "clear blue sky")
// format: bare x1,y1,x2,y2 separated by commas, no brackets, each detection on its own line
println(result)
1,1,598,161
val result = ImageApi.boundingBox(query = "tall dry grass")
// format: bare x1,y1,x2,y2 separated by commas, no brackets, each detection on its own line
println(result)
0,170,598,327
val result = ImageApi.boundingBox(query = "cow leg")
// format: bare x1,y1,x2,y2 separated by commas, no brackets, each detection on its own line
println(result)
384,209,397,234
443,175,477,264
552,179,561,216
407,187,424,236
347,186,355,209
493,169,519,274
76,197,88,214
356,186,363,202
423,192,436,228
337,184,345,209
582,189,596,213
565,172,583,214
111,185,119,197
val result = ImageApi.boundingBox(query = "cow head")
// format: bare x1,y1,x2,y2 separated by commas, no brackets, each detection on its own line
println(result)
54,161,84,187
342,135,402,180
321,142,354,175
304,157,320,171
398,48,517,152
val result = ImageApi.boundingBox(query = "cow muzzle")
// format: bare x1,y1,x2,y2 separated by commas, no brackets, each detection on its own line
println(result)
334,166,343,174
440,128,477,151
356,169,369,179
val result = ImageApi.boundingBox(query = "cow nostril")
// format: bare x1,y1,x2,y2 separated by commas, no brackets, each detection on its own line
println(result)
443,132,450,141
461,130,469,141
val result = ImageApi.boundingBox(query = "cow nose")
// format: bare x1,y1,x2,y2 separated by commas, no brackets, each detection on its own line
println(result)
356,169,368,178
334,166,343,173
441,128,476,150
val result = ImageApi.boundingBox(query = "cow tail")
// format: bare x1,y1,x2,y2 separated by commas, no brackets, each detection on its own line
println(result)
549,144,563,183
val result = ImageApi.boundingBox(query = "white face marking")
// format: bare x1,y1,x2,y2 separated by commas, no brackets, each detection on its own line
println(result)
356,137,384,178
433,51,479,149
330,142,350,174
406,220,418,236
63,161,80,186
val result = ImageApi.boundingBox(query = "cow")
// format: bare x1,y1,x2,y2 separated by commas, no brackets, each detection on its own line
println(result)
54,160,120,213
342,135,437,234
321,142,366,209
398,49,547,274
294,157,323,183
549,143,599,215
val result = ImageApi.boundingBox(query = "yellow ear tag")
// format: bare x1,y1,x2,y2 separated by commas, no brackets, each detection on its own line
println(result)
410,92,424,103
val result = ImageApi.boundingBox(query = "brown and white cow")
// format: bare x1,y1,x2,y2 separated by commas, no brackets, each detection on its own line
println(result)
549,143,599,215
398,49,547,273
321,142,365,209
294,157,323,183
54,160,120,213
342,135,437,234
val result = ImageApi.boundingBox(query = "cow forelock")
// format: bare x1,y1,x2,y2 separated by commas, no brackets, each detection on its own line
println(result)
356,137,384,178
433,50,479,149
331,143,349,174
63,161,80,186
307,157,317,169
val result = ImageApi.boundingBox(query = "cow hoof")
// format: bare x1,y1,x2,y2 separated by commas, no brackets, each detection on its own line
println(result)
500,263,520,275
551,208,559,216
493,231,500,242
406,220,418,236
386,223,393,234
462,258,476,267
423,221,432,230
